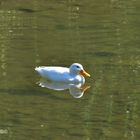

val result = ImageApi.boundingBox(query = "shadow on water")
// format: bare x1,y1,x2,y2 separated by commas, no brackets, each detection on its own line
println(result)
0,88,73,101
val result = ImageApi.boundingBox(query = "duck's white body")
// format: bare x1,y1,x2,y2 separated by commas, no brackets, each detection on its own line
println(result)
35,63,90,84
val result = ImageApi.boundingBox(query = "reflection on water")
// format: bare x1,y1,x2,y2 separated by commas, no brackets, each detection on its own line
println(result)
0,0,140,140
37,78,90,98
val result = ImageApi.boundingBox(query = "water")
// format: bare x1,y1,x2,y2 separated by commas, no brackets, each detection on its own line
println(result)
0,0,140,139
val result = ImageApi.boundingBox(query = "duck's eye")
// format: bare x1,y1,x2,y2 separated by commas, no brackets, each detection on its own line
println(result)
76,66,80,68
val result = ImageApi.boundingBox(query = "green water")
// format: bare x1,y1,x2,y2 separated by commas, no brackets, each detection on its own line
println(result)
0,0,140,139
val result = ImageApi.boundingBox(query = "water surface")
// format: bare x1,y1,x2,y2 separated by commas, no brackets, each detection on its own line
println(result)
0,0,140,140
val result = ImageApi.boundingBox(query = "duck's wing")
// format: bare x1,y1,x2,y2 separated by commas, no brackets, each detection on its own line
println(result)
35,66,71,82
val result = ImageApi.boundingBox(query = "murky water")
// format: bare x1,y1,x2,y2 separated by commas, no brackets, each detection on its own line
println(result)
0,0,140,139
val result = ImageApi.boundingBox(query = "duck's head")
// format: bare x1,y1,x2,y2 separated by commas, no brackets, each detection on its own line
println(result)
70,63,90,77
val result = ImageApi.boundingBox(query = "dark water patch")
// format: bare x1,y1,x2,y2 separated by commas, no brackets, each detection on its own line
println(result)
85,51,117,57
0,88,72,101
55,24,67,30
0,88,50,96
79,25,99,30
17,8,36,13
94,51,117,57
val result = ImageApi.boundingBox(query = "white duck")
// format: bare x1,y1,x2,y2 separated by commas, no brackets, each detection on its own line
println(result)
35,63,90,84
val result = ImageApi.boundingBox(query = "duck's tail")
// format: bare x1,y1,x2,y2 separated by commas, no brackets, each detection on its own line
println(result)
35,66,47,78
35,67,39,71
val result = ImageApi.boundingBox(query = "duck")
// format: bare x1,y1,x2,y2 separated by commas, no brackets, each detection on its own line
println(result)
35,63,90,84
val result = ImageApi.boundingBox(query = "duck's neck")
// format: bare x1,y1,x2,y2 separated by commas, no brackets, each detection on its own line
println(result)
70,69,78,76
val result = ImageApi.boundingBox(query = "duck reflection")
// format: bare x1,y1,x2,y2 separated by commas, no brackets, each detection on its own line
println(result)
37,78,90,98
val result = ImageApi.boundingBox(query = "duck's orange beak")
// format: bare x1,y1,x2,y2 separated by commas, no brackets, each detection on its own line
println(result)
80,70,90,77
